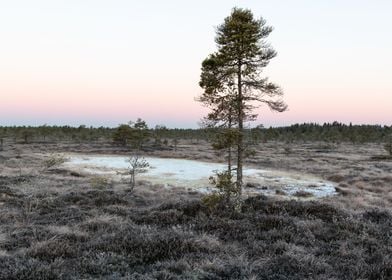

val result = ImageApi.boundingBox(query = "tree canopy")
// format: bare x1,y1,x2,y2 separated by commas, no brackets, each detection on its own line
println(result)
198,7,287,202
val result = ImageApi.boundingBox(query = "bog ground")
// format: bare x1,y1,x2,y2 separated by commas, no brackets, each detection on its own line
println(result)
0,140,391,279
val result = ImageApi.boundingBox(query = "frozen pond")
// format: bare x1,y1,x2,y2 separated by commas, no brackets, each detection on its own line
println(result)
64,154,336,198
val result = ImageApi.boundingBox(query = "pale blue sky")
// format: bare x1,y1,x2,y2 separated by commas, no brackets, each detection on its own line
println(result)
0,1,391,127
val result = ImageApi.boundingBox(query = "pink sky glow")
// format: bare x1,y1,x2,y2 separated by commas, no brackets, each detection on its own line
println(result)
0,1,391,128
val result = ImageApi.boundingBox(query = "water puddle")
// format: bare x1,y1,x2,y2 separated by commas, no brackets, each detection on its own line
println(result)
63,154,336,198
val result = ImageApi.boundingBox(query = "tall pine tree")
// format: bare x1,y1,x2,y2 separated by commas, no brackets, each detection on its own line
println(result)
199,8,287,200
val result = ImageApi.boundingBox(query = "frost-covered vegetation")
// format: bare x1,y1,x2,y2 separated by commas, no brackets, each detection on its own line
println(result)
0,175,391,279
0,137,391,279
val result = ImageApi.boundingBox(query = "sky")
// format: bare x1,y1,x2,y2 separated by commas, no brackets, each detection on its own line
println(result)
0,0,391,128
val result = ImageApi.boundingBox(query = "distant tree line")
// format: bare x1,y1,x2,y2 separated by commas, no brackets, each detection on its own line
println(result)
0,123,211,145
250,122,392,144
0,125,113,144
0,122,390,145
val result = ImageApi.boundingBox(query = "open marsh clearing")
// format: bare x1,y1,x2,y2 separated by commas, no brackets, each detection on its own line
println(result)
0,141,391,279
64,154,336,198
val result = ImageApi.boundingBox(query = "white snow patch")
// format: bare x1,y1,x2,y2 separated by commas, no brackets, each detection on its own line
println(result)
64,154,336,198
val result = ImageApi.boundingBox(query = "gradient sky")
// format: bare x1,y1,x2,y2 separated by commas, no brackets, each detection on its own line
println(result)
0,0,391,128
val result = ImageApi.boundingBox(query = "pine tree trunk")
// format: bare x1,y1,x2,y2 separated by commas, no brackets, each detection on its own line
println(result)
236,62,243,196
228,146,232,176
228,112,232,177
130,170,135,190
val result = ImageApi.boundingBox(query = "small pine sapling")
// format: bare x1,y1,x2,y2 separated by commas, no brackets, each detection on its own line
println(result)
127,154,150,191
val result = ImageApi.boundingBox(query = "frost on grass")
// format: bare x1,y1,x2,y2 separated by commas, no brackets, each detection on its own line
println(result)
0,186,390,280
